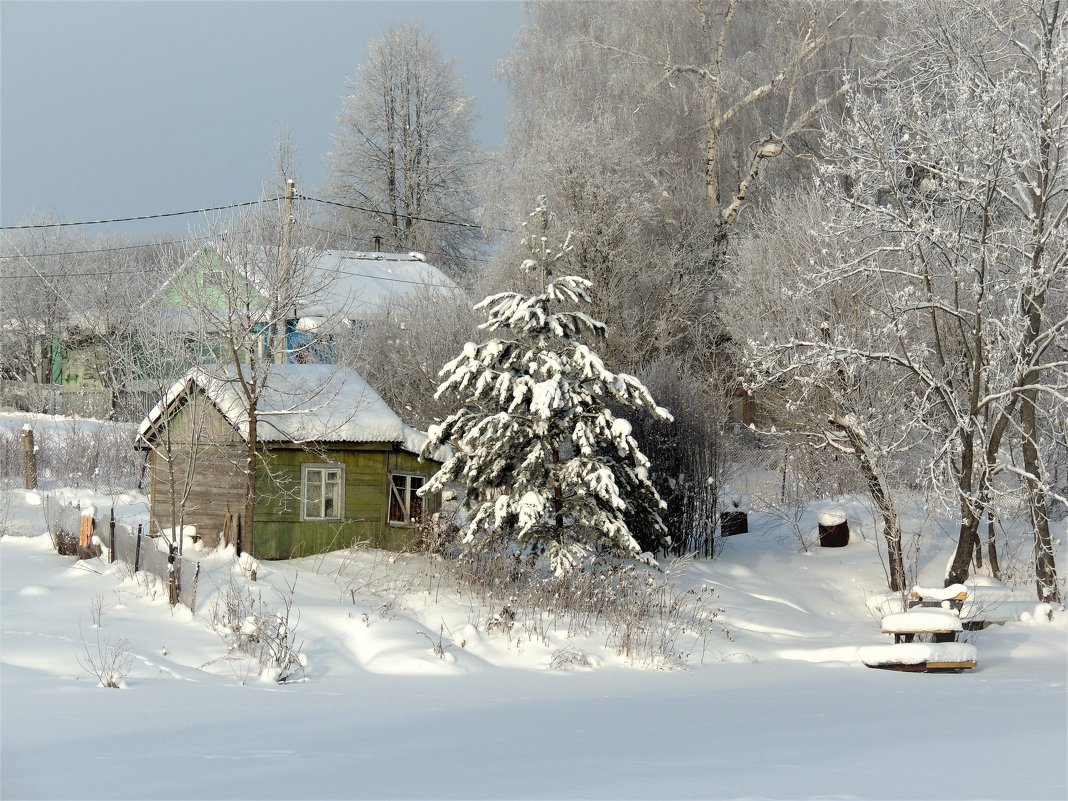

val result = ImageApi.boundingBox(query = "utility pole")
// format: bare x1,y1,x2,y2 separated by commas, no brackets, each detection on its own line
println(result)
274,178,296,364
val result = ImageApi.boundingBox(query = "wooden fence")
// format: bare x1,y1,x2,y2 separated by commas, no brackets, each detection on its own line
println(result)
42,496,201,612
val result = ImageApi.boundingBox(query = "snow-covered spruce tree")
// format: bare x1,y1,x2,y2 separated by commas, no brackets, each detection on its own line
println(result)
421,201,673,575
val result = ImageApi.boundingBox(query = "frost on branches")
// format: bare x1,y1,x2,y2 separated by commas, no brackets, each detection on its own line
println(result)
421,200,673,575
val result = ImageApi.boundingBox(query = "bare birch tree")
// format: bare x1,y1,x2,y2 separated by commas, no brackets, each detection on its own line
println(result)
734,0,1066,599
327,22,483,277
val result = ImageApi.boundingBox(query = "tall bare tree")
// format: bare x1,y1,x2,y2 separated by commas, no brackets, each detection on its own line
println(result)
327,22,483,277
732,0,1066,599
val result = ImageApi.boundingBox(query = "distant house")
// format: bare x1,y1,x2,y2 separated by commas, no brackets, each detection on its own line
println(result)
135,364,445,559
292,249,458,325
152,247,458,364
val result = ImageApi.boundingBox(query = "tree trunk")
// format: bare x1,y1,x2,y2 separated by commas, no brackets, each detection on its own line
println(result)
946,430,980,587
986,508,1001,581
835,419,905,592
244,406,258,557
704,117,718,214
947,503,981,588
1021,388,1060,603
551,446,564,534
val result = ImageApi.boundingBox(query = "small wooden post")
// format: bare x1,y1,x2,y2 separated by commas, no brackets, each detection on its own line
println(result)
167,545,178,606
21,426,38,490
134,524,142,573
190,562,201,614
108,508,116,564
235,514,243,557
77,514,94,559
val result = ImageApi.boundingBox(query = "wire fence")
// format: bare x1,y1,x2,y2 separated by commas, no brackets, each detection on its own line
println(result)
0,383,156,422
42,496,201,612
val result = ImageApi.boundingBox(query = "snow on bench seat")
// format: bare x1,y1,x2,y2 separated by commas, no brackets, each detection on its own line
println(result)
881,608,962,635
860,642,977,671
962,599,1052,625
910,583,968,602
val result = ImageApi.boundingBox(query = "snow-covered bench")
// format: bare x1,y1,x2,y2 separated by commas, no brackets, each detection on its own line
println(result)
880,607,963,644
868,589,976,672
909,583,969,609
860,642,977,673
960,581,1047,628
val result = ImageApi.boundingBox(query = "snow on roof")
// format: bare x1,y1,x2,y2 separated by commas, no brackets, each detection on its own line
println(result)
148,248,458,325
137,364,437,456
295,250,459,321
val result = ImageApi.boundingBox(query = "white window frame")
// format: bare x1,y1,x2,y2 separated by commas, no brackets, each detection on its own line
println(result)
389,473,425,527
301,463,345,522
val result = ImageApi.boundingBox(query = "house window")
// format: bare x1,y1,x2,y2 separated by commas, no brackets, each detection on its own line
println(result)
389,473,424,526
302,464,344,521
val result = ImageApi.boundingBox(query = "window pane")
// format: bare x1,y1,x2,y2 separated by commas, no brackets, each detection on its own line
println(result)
410,492,423,523
389,482,405,523
304,481,322,519
324,474,341,519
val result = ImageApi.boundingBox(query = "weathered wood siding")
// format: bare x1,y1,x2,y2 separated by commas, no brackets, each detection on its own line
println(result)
146,391,244,547
253,446,441,559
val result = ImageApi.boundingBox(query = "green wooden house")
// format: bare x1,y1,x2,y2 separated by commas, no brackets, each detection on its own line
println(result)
135,364,445,559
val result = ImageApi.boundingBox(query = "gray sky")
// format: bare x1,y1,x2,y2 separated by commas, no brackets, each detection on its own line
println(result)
0,0,526,239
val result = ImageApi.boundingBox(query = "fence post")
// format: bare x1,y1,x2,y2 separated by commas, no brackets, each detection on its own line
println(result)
235,514,242,557
167,545,178,606
21,426,38,490
190,562,201,615
134,524,142,573
108,508,116,564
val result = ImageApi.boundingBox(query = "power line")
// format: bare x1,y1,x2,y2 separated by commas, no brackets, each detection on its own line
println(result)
298,194,514,234
0,266,166,281
0,197,285,231
0,238,199,260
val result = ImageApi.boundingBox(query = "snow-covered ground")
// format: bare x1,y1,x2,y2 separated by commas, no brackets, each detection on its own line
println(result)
1,414,1065,800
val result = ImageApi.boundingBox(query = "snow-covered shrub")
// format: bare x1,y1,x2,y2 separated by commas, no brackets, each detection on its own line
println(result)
208,571,305,684
548,645,591,671
435,540,726,667
77,624,131,689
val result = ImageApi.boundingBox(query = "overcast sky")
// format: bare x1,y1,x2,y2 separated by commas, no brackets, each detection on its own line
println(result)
0,0,526,239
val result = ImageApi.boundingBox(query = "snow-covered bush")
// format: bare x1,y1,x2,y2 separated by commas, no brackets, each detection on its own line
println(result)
422,200,673,575
426,532,726,667
208,571,306,684
77,624,131,689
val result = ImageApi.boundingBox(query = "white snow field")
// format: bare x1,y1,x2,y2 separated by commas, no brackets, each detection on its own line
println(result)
1,417,1065,800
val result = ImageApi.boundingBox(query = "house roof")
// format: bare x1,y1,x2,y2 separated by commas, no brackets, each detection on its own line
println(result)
293,250,459,322
137,363,441,458
150,248,458,328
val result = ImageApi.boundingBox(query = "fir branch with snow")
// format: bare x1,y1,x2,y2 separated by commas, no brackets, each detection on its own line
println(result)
421,199,673,575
